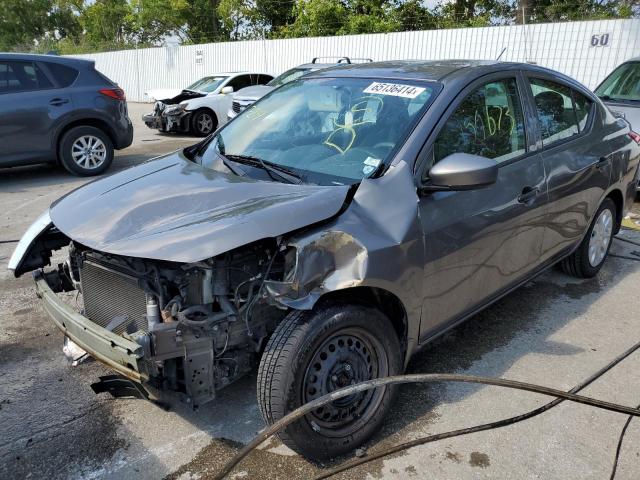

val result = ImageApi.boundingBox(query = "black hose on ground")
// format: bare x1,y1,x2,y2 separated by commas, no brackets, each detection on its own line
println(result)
313,340,640,479
213,355,640,480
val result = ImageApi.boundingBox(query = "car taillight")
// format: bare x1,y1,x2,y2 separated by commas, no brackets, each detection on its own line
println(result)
99,88,126,101
628,131,640,145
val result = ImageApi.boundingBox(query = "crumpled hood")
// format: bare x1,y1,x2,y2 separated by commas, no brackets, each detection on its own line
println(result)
233,85,274,101
50,152,350,263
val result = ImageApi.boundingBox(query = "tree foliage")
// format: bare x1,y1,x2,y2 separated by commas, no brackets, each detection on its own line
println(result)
1,0,637,53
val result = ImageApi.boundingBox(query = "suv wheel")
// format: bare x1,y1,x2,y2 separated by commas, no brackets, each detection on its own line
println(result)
561,198,616,278
59,126,113,176
257,304,402,461
191,109,216,136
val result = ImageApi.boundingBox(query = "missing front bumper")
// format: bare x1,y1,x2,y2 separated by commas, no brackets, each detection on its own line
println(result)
34,272,145,382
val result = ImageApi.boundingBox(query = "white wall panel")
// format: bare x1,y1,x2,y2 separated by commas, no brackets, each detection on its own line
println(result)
71,19,640,101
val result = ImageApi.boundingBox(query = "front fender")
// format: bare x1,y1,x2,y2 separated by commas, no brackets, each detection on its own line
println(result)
264,160,425,359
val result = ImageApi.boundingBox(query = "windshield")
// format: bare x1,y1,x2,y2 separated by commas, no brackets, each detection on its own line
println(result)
187,76,228,93
268,68,313,87
200,77,437,185
595,62,640,102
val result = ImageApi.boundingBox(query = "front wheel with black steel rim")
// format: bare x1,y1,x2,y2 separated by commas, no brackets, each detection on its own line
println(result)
190,109,216,136
58,126,114,176
561,197,616,278
257,304,402,461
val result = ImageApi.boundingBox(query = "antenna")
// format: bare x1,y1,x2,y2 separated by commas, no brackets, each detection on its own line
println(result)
496,47,507,61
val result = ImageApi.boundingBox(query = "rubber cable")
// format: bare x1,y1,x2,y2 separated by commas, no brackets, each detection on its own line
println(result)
214,368,640,479
608,401,640,480
313,340,640,479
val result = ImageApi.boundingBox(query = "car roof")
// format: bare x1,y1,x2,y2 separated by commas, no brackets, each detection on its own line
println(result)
0,52,94,68
306,60,521,81
305,59,592,93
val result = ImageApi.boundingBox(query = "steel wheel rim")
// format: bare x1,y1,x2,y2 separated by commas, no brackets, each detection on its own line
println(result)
588,208,613,267
71,135,107,169
197,113,213,134
302,327,388,437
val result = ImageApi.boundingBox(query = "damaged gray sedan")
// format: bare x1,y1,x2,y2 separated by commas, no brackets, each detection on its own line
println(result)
9,60,640,461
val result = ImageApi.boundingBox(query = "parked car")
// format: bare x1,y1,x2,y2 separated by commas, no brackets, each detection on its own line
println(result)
0,53,133,176
142,72,273,136
10,60,640,461
227,57,372,120
595,57,640,130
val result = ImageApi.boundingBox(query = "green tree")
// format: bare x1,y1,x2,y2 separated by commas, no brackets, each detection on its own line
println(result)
279,0,348,37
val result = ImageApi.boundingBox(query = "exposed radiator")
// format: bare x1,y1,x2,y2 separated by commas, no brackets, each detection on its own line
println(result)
80,259,148,334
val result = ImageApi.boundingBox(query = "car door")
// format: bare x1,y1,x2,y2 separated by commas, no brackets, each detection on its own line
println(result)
416,72,548,339
523,75,612,262
0,60,74,166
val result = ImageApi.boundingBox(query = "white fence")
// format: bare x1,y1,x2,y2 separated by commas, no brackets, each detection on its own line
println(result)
73,19,640,102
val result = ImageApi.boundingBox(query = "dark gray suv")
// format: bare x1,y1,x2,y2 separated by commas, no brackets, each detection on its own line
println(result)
0,53,133,176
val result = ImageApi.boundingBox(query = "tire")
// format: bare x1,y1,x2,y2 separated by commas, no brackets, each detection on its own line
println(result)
561,198,616,278
257,304,402,461
190,109,217,136
58,126,113,176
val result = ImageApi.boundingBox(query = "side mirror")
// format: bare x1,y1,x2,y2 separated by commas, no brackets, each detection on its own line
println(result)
220,86,234,94
424,153,498,192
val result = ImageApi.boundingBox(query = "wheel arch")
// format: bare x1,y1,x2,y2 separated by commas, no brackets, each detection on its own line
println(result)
55,118,116,162
605,188,624,234
313,286,409,356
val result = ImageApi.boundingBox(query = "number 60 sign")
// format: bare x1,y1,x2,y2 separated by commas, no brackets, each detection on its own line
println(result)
591,33,610,47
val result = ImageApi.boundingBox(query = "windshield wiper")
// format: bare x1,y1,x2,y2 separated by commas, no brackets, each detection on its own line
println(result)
225,154,302,184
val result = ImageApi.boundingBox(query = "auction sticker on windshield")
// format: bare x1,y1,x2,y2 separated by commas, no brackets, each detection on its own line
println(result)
363,82,426,98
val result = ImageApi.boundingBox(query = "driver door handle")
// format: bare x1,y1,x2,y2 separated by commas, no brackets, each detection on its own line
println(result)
49,98,69,106
517,186,539,204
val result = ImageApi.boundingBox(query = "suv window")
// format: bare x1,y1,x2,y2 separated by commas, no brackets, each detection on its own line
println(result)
45,62,79,88
433,78,526,165
0,61,52,93
530,78,585,146
227,74,253,91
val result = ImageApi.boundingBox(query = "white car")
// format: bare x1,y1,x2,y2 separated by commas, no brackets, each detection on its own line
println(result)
143,72,273,136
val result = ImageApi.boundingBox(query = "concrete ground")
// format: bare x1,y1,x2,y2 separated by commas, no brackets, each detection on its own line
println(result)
1,103,639,479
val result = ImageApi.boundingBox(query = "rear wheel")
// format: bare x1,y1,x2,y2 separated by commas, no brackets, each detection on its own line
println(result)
257,304,402,461
561,198,616,278
190,109,216,136
58,126,113,176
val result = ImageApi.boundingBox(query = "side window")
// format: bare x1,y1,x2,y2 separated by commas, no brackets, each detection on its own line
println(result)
433,78,526,165
530,78,580,146
227,75,253,92
572,90,593,132
257,74,273,85
44,62,79,88
0,61,52,93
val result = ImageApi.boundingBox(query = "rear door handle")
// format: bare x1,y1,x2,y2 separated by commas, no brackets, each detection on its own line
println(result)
49,98,69,106
517,186,539,204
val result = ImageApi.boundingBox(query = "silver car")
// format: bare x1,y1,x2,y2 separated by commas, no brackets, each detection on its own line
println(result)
595,57,640,130
227,57,372,120
9,60,640,462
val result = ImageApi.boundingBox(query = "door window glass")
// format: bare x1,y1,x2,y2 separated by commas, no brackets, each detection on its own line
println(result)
227,75,253,91
572,91,593,132
530,78,579,145
0,61,53,93
433,78,526,164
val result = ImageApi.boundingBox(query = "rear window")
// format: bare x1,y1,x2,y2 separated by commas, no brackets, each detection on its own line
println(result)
530,78,580,146
595,62,640,102
45,62,79,88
